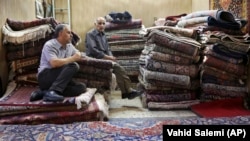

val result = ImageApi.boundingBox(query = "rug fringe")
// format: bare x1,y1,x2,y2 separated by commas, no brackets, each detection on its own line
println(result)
95,93,109,118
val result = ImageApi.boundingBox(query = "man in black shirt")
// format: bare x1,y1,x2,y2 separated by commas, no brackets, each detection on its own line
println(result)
85,17,141,99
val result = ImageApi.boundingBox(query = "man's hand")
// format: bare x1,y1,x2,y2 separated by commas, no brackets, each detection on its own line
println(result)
72,52,82,61
104,55,116,62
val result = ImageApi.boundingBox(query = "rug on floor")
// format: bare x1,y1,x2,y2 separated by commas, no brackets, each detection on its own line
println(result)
191,97,250,118
0,116,250,140
0,86,109,124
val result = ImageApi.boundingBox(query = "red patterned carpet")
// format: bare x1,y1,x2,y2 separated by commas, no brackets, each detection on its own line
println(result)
0,116,250,140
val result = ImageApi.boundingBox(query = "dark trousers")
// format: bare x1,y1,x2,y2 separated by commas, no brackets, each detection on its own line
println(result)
38,62,86,97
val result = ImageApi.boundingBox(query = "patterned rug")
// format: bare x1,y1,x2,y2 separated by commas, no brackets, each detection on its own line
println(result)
0,116,250,140
209,0,249,33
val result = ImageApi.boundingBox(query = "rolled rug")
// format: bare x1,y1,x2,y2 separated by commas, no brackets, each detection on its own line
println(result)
75,88,97,110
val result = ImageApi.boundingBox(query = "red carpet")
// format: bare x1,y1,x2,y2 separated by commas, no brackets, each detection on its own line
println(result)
0,86,75,106
191,97,250,118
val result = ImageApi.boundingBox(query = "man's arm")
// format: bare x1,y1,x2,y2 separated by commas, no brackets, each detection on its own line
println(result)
103,54,116,61
50,52,81,68
44,43,82,68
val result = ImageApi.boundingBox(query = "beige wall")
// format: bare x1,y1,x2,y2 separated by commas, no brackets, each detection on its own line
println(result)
0,0,209,93
70,0,193,50
192,0,209,12
71,0,209,50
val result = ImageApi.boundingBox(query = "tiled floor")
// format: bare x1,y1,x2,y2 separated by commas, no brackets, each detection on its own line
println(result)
108,90,198,119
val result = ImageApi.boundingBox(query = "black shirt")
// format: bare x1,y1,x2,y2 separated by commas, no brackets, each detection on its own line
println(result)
85,29,113,59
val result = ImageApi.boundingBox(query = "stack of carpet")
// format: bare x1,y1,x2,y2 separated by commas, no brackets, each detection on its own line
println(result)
151,10,249,104
176,10,249,101
2,18,56,86
138,27,202,110
199,24,249,100
104,12,146,87
74,56,113,94
0,85,109,124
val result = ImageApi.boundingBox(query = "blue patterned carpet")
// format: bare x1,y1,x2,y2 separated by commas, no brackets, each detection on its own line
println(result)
0,116,250,140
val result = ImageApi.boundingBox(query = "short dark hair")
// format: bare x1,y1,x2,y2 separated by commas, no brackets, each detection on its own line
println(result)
53,24,68,38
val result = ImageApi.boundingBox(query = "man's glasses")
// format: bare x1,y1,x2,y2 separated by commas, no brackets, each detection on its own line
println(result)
97,22,105,25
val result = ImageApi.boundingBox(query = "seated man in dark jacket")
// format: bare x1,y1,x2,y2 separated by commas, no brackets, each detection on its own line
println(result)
85,17,141,99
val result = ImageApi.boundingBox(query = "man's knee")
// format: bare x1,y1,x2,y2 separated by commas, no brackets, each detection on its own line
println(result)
79,82,87,93
113,62,124,72
67,62,80,71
